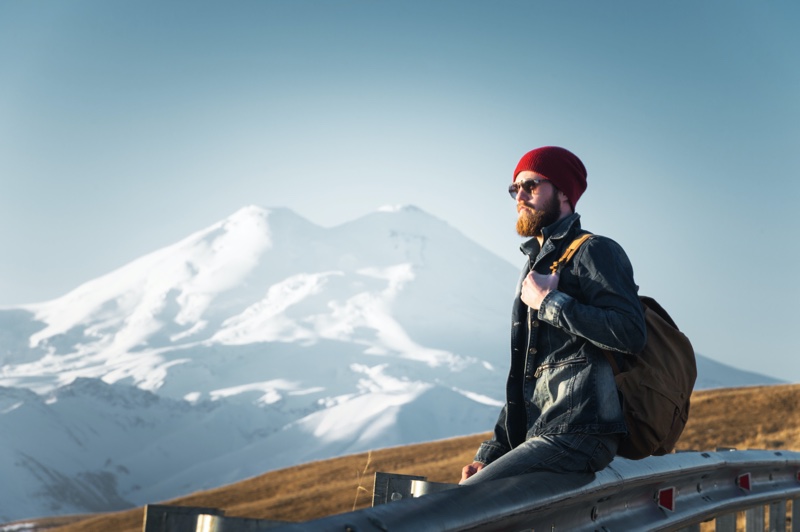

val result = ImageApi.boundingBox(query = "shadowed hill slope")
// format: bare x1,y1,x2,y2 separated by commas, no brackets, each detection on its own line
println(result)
25,383,800,532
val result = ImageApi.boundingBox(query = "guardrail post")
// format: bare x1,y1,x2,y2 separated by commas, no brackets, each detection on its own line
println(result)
769,500,787,530
142,504,287,531
142,504,224,532
372,472,457,506
715,511,737,531
793,498,800,532
372,472,426,505
746,504,765,532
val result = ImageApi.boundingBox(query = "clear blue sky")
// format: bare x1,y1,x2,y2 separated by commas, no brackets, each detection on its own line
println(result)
1,1,798,381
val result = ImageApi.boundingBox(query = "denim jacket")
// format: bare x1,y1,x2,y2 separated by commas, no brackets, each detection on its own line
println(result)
475,213,647,465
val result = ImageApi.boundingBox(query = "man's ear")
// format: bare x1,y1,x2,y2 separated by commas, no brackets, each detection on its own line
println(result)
558,191,574,213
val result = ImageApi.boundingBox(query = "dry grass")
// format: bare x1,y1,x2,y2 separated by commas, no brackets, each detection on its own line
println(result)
675,384,800,452
14,383,800,532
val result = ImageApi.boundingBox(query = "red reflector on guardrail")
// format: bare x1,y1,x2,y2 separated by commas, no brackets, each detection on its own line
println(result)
737,473,751,492
657,487,676,512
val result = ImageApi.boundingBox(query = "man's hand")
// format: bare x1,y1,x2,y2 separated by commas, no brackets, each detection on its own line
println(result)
521,271,559,310
460,461,485,483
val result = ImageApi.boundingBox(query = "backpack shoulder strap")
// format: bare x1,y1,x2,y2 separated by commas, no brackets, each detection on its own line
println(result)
551,233,622,376
550,233,594,274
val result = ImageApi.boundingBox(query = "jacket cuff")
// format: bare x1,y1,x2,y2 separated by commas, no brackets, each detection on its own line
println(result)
474,441,507,465
538,289,571,325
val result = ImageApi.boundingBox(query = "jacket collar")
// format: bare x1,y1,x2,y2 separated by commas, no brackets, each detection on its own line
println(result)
519,212,582,259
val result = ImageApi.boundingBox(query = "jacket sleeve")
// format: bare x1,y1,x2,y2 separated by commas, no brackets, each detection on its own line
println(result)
474,404,513,465
538,236,647,354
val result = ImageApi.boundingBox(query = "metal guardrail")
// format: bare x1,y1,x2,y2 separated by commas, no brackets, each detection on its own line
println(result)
143,449,800,531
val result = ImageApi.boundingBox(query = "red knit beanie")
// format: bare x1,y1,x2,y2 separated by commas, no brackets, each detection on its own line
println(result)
513,146,587,208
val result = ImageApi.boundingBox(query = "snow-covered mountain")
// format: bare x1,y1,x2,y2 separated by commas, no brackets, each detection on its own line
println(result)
0,205,784,522
2,206,510,397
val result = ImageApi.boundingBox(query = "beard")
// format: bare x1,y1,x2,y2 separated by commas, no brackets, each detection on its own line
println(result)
516,192,561,237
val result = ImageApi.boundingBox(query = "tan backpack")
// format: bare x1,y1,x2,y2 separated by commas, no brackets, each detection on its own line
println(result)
553,234,697,460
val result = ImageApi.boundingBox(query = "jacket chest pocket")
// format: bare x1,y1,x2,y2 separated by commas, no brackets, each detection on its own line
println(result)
534,356,588,378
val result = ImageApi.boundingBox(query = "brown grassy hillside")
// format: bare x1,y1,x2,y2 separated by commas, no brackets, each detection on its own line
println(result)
18,383,800,532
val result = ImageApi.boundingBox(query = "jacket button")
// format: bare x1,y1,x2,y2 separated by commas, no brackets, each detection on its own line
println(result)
531,320,539,327
529,348,537,355
525,374,534,381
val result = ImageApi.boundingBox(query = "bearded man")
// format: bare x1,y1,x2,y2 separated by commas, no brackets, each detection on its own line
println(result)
460,146,647,485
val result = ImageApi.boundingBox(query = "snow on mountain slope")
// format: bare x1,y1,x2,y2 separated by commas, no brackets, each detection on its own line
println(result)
0,378,294,522
0,370,500,521
2,205,511,397
26,206,272,352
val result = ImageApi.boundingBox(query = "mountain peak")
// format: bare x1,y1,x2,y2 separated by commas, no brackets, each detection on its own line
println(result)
376,204,423,214
231,204,269,218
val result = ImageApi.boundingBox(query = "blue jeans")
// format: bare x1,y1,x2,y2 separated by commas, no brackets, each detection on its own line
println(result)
460,433,619,485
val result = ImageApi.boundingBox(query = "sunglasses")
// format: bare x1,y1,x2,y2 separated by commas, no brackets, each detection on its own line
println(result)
508,178,548,199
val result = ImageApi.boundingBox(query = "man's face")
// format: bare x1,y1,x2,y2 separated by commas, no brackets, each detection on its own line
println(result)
513,171,562,237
